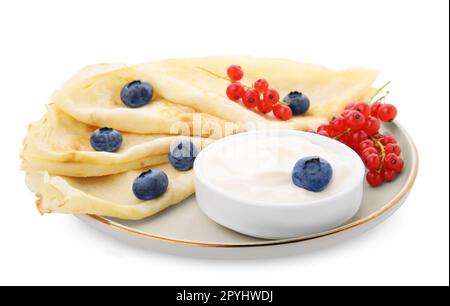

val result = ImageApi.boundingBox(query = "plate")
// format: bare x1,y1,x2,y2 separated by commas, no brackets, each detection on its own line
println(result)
79,122,418,248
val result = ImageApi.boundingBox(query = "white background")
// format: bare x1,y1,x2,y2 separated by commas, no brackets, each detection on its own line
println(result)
0,0,448,286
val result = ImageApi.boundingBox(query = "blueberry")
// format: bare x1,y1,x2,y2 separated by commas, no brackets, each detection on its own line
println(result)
292,156,333,192
132,169,169,201
120,80,153,108
90,127,123,152
283,91,310,116
168,139,198,171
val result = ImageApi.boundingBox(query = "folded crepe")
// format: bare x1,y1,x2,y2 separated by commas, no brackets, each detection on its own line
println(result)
52,63,239,138
53,56,378,135
25,164,194,220
21,106,214,177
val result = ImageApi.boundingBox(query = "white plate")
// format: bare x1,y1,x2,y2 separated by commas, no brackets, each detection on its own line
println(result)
79,122,418,251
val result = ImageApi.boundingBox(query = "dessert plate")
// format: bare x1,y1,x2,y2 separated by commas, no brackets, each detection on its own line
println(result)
79,122,418,248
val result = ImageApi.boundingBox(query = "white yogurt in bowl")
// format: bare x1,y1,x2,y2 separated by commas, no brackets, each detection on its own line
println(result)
194,130,365,239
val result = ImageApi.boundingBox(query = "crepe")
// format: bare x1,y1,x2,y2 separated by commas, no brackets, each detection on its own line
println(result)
25,164,194,220
53,56,378,135
52,63,238,138
21,106,214,177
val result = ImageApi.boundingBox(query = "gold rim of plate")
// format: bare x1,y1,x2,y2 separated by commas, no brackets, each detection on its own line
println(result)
87,122,419,248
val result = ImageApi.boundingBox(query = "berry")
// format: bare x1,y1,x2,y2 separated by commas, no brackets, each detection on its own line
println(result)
317,124,331,133
358,139,375,152
254,79,269,93
132,169,169,201
330,116,346,134
283,91,310,116
317,130,330,137
121,80,154,108
377,104,397,122
263,89,280,105
242,89,260,108
370,102,382,117
257,101,274,114
292,156,333,192
364,116,381,135
382,169,397,182
366,171,383,187
385,143,401,156
353,102,371,117
344,110,366,130
361,147,378,159
168,139,199,171
226,65,244,81
380,134,397,145
348,130,368,148
273,104,293,121
226,82,245,101
384,153,404,173
364,153,381,172
90,128,123,152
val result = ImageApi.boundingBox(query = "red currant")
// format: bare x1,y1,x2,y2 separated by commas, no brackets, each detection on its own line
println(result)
254,79,269,93
226,82,245,102
363,116,381,135
330,116,346,134
366,171,383,187
384,153,404,173
348,130,369,148
380,134,397,145
364,153,381,172
377,104,397,122
257,101,274,114
226,65,244,81
361,147,378,159
242,89,260,108
344,110,366,130
381,168,397,182
385,143,401,156
273,104,293,121
317,130,330,137
317,124,331,134
358,139,375,152
370,102,382,117
353,102,371,117
263,89,280,105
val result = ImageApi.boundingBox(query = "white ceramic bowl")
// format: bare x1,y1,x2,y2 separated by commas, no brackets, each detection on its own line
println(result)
194,130,365,239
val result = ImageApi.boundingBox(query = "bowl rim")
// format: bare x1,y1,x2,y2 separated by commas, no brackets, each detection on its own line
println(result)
193,129,366,208
85,121,419,248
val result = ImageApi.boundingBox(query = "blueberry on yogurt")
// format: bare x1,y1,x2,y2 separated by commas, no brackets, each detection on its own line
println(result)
90,127,123,152
120,80,154,108
292,156,333,192
132,169,169,201
168,139,199,171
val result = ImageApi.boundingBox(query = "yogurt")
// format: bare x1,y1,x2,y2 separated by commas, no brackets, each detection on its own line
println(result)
202,133,353,204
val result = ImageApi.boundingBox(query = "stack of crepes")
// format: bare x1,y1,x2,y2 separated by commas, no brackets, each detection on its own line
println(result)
21,56,378,220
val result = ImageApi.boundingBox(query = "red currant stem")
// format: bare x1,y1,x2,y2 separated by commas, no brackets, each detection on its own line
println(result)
374,91,391,104
370,135,386,174
369,81,391,104
196,67,252,89
333,128,351,140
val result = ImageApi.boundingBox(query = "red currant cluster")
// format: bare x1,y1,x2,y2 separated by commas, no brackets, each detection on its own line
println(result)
225,65,293,121
313,93,403,187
